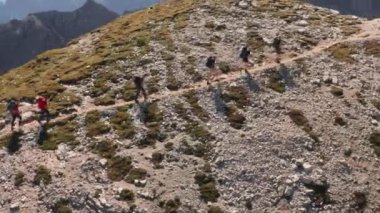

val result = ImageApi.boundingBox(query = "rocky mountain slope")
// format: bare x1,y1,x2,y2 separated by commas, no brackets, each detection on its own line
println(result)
0,0,118,74
0,0,379,212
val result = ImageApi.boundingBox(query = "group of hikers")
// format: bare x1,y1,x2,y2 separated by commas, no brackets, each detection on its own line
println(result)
135,36,282,102
5,36,282,132
7,96,49,132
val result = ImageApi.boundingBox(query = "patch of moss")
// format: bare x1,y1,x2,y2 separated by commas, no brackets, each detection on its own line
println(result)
288,109,312,133
53,199,72,213
91,140,117,159
160,198,181,213
371,99,380,110
107,156,133,181
164,142,174,150
328,43,355,63
119,189,134,201
143,102,163,131
14,171,25,187
267,69,285,93
50,92,82,114
123,80,136,102
208,206,222,213
94,94,115,106
223,86,251,109
166,70,181,91
219,62,231,74
85,111,111,138
364,41,380,57
225,106,246,130
194,172,220,202
152,152,165,165
183,91,210,122
126,168,148,184
369,131,380,157
110,107,135,139
330,86,344,97
41,116,79,150
185,121,214,142
33,165,52,186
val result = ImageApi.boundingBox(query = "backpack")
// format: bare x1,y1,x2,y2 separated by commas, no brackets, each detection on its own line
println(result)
206,57,215,68
7,100,17,111
273,37,281,47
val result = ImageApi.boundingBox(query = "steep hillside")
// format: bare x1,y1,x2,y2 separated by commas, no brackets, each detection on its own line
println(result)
0,0,379,212
0,0,118,74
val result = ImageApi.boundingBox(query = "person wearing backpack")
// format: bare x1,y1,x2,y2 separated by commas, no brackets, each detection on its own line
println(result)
240,46,253,67
133,74,148,104
7,99,22,131
273,36,282,63
205,56,217,85
36,96,50,125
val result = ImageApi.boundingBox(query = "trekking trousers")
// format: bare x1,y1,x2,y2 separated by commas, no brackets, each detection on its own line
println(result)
38,108,50,123
135,87,147,103
11,113,22,128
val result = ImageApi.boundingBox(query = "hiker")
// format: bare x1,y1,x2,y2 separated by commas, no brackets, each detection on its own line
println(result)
273,36,282,63
205,56,217,85
7,99,22,131
240,46,251,64
36,96,50,125
134,75,148,104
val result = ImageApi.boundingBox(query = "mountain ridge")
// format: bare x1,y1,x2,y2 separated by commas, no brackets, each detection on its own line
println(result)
0,0,118,74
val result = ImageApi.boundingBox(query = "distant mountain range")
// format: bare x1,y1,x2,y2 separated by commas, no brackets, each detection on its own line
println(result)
0,0,162,24
0,0,118,74
307,0,380,18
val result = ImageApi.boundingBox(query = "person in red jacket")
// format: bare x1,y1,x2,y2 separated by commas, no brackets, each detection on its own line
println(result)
36,96,50,124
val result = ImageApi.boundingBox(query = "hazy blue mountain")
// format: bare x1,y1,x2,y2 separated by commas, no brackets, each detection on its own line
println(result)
0,0,163,23
0,0,118,74
307,0,380,18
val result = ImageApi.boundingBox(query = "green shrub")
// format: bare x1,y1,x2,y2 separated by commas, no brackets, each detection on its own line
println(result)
334,116,347,126
85,111,111,137
194,172,219,202
33,165,52,186
119,189,134,201
14,171,25,187
371,99,380,110
224,86,251,109
41,116,79,150
91,140,117,159
164,142,174,150
136,37,149,47
219,62,231,74
208,206,222,213
107,156,133,181
369,131,380,157
152,152,165,165
110,107,135,139
331,86,344,97
94,94,115,106
183,91,210,122
126,168,147,183
225,106,246,129
288,109,312,133
160,198,181,213
53,199,72,213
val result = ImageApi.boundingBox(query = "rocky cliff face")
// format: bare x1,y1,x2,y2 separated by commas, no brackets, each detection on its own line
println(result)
0,0,379,212
0,0,118,74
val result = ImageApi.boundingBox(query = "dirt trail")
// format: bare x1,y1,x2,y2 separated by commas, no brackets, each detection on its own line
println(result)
1,19,379,137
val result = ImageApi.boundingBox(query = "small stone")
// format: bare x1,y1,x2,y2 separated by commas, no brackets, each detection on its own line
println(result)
99,159,108,167
10,203,20,212
303,163,312,174
331,76,338,85
238,1,249,9
284,186,294,198
371,120,378,126
296,20,308,26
